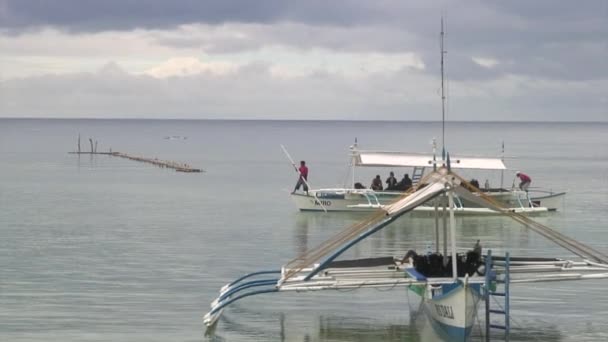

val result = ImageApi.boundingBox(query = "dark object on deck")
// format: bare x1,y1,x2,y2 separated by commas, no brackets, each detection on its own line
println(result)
470,179,480,189
404,251,482,277
327,256,396,268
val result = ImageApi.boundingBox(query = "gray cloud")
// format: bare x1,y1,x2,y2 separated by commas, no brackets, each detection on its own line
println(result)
0,62,426,119
0,0,395,32
149,18,608,82
152,23,419,55
0,0,606,120
0,61,605,121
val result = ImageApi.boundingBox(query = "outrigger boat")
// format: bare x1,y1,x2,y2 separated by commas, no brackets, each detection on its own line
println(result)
204,22,598,340
204,163,608,341
289,143,566,215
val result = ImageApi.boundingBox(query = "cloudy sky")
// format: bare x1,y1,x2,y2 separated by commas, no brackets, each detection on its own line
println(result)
0,0,606,121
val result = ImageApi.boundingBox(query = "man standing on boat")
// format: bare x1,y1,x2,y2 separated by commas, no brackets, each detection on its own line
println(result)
292,161,309,194
516,171,532,192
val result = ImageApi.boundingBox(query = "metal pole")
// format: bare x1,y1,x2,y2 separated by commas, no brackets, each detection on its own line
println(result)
351,139,357,188
433,139,440,253
440,18,447,153
500,141,505,190
435,200,440,253
448,186,457,280
442,194,448,263
505,251,510,342
485,250,492,342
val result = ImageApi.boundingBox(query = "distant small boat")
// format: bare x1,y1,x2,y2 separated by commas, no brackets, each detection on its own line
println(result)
164,135,188,140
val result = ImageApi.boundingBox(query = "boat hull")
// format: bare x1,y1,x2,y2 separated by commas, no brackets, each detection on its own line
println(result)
421,282,482,341
528,191,566,211
461,190,565,211
291,191,397,212
291,190,556,215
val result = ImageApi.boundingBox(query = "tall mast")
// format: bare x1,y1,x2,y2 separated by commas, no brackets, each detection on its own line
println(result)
440,18,447,154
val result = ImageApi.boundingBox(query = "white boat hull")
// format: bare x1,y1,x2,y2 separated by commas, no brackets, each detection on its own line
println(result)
291,189,559,215
421,281,482,341
291,191,394,212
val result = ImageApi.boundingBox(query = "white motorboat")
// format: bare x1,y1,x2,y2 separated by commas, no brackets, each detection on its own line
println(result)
290,146,565,215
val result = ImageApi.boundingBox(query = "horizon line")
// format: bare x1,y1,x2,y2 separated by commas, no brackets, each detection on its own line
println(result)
0,116,607,124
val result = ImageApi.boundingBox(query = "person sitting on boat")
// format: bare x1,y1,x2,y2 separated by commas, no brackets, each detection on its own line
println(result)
354,182,366,189
370,175,383,191
385,171,398,190
473,240,482,255
292,160,309,194
516,171,531,192
470,178,480,189
395,173,413,191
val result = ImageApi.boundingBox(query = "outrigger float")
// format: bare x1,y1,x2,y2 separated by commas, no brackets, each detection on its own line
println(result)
204,161,608,341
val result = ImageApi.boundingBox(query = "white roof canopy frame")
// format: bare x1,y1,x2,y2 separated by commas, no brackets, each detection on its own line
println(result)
355,151,506,170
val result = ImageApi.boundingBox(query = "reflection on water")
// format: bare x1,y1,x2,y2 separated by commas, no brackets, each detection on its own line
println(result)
295,214,310,256
319,316,420,341
293,210,563,261
208,302,565,342
316,311,563,342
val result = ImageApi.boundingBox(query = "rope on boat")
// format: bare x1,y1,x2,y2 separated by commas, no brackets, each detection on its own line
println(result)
282,171,439,281
454,174,608,264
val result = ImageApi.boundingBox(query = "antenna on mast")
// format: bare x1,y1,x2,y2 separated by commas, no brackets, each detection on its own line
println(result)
440,17,447,156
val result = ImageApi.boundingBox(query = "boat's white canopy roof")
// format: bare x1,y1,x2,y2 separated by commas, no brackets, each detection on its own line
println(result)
354,151,506,170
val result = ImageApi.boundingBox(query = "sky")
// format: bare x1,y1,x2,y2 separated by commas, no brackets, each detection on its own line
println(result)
0,0,606,121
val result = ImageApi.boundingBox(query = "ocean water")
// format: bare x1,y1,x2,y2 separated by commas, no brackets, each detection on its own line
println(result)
0,118,607,342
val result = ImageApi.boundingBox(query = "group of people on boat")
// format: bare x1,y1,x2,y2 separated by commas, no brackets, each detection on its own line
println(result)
291,161,532,195
370,172,413,191
401,240,484,277
469,178,490,190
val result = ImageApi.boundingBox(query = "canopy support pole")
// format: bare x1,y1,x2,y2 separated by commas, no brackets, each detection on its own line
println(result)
442,194,448,266
448,187,458,280
434,200,440,253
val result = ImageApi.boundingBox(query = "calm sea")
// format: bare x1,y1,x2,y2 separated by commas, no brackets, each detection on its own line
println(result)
1,119,607,341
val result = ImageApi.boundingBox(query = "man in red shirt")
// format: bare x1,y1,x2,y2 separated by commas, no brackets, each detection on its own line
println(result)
292,160,309,194
516,171,531,191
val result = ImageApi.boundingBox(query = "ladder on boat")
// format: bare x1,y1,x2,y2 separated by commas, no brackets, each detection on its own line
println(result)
411,166,425,185
484,250,510,342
